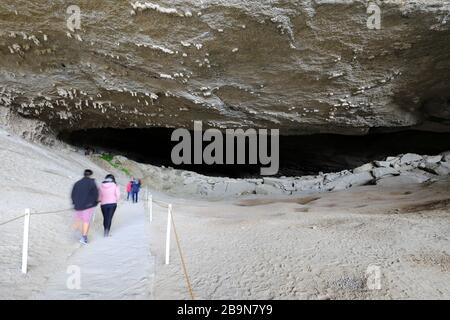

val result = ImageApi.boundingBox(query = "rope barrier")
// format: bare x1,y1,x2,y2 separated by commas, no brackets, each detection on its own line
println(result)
153,199,171,207
0,207,72,227
147,196,195,299
0,213,26,227
3,193,196,299
1,206,88,273
31,208,73,216
170,208,195,300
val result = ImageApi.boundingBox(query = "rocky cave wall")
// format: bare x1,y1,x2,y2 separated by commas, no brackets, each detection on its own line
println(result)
0,0,450,137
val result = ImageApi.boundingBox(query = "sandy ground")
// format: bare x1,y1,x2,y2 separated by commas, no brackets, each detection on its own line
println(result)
1,127,449,299
0,127,146,299
149,181,450,300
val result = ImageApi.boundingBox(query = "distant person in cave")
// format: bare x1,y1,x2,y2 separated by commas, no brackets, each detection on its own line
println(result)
99,174,120,237
71,169,99,245
131,178,140,203
126,180,132,201
84,147,94,156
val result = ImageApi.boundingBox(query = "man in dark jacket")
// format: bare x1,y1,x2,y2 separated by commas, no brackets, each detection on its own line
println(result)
71,169,99,245
131,178,141,203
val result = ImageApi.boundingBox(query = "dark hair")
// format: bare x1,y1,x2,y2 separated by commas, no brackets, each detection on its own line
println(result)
105,174,116,183
84,169,93,177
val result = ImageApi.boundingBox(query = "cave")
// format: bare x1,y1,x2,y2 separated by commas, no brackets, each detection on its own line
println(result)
59,128,450,178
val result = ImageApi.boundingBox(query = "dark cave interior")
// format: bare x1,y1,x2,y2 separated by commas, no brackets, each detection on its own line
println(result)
59,128,450,178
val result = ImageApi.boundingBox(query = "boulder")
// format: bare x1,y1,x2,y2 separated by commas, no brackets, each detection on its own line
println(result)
399,153,423,165
353,163,374,173
386,156,399,162
374,160,391,168
372,167,400,179
421,162,450,176
114,155,129,163
441,161,450,169
293,176,324,192
424,155,443,164
324,170,351,183
434,164,450,176
324,172,373,191
246,178,264,185
376,175,428,187
396,164,414,172
209,181,228,195
262,177,295,191
255,184,289,195
404,169,435,181
227,180,258,195
441,151,450,162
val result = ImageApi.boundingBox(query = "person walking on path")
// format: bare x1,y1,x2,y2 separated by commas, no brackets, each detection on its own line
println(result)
71,169,99,245
131,179,140,203
126,180,132,201
99,174,120,237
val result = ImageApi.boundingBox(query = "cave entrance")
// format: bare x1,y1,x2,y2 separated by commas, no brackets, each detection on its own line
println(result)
58,128,450,178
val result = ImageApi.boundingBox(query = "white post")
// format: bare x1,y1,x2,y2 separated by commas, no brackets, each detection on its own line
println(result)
149,195,153,223
165,204,172,265
21,208,31,274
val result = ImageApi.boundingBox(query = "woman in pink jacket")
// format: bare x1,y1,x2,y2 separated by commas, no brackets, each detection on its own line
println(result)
99,174,120,237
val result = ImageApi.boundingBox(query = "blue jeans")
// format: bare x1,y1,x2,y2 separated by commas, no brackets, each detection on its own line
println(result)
132,191,139,203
